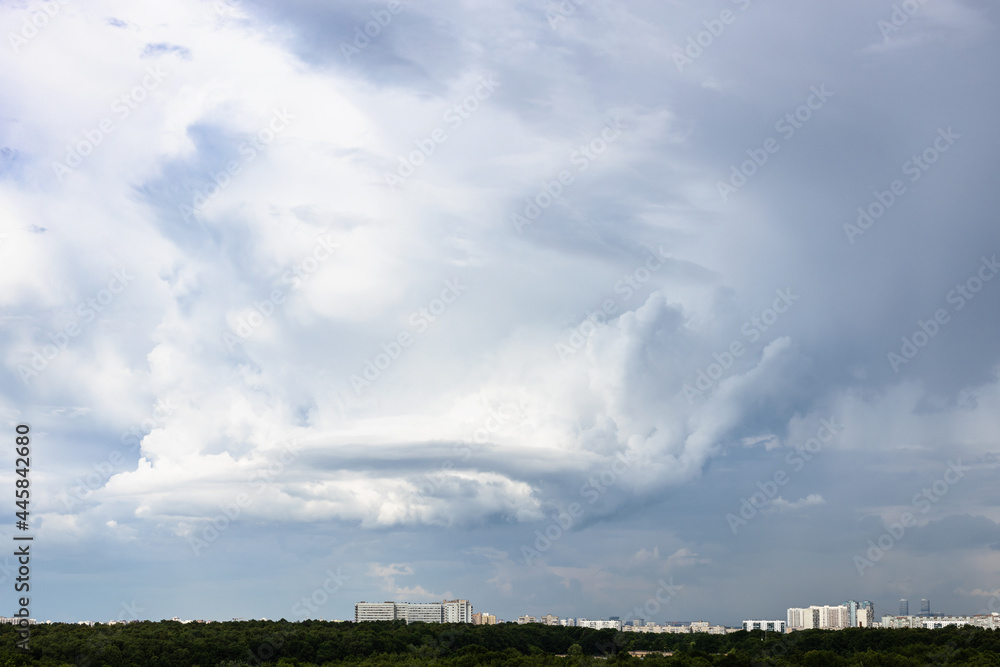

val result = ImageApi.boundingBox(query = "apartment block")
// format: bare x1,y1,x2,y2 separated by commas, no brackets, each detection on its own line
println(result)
443,600,473,623
355,602,398,622
472,612,497,625
622,622,733,634
577,619,622,630
355,599,473,624
742,620,786,633
881,614,1000,630
787,605,850,630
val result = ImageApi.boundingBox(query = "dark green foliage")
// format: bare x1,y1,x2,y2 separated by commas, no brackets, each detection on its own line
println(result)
1,622,999,665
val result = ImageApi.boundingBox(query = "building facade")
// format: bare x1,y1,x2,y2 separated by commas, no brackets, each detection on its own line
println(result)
443,600,473,623
355,602,397,622
844,600,875,628
355,600,473,624
743,620,787,633
622,622,734,634
787,605,850,630
577,619,622,630
880,614,999,630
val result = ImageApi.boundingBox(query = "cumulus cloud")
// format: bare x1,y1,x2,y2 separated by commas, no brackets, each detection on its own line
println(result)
2,0,999,623
769,494,826,513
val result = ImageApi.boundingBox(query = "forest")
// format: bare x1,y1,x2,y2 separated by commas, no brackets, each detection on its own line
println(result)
2,620,999,666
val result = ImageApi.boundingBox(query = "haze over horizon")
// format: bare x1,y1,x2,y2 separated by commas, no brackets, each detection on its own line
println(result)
1,0,999,627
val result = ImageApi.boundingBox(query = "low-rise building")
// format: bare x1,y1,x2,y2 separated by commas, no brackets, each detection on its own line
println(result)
472,612,497,625
880,614,1000,630
577,618,622,630
355,600,474,624
743,620,786,633
622,622,734,634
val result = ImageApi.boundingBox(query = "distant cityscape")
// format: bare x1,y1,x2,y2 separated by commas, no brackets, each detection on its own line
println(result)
4,595,998,630
351,596,1000,632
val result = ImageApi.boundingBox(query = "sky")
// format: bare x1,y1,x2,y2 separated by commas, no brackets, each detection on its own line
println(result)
1,0,999,627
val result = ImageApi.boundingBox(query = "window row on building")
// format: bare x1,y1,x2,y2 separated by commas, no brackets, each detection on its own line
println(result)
354,600,472,623
742,620,786,633
787,601,874,630
880,614,1000,630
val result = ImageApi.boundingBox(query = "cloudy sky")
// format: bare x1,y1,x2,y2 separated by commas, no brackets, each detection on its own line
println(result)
2,0,999,625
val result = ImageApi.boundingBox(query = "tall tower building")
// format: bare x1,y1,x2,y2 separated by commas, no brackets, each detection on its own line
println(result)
921,599,930,617
900,599,908,616
844,600,875,627
443,599,473,623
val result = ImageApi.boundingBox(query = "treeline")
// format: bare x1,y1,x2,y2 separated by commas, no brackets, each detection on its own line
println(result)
1,620,999,666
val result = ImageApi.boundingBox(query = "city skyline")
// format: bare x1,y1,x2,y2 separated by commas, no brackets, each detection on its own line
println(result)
24,588,1000,629
2,0,999,627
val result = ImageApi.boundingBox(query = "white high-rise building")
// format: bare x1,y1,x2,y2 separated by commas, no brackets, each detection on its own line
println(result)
787,605,850,630
443,600,473,623
355,602,398,622
844,600,875,628
743,620,786,633
355,600,473,624
403,603,445,623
